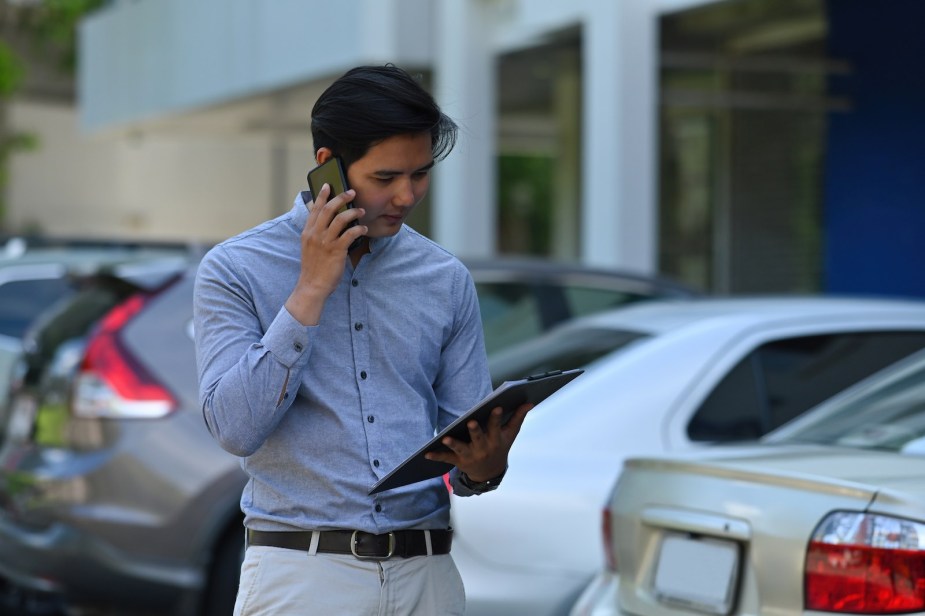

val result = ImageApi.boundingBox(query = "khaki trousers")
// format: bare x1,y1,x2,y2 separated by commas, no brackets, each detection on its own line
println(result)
233,545,466,615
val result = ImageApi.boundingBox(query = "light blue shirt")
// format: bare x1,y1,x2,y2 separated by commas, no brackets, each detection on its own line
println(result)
194,193,492,533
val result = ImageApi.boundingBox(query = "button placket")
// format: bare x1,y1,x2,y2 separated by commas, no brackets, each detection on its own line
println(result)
349,268,381,490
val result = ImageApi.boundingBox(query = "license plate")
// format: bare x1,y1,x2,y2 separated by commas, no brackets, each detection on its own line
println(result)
6,394,37,442
653,534,740,615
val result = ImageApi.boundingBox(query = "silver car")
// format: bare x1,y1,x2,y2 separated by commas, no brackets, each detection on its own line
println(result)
571,347,925,615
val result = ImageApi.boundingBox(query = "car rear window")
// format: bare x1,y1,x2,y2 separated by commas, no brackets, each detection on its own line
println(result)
477,280,654,356
22,277,142,384
0,277,74,338
766,351,925,453
688,331,925,443
488,327,648,386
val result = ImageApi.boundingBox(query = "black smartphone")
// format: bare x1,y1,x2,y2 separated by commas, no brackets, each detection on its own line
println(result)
306,157,361,249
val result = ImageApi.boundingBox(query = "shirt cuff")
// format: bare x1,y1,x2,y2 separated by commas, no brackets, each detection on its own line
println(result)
261,305,313,366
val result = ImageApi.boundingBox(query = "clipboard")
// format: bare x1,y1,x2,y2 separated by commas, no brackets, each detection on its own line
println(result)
368,368,584,495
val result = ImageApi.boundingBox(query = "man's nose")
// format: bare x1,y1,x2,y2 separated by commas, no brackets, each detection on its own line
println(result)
392,178,415,207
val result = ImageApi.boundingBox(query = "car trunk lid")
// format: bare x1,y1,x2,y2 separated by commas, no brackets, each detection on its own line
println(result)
612,445,925,615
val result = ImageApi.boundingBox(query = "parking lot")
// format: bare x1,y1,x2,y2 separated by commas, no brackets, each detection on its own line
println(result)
2,240,925,615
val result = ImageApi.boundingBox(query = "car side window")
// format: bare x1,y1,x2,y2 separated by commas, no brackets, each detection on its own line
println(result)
688,331,925,442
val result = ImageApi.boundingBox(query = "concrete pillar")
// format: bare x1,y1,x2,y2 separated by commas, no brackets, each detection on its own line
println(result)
581,0,658,273
432,0,496,258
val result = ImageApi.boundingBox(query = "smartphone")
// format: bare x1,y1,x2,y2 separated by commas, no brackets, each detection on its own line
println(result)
306,157,362,249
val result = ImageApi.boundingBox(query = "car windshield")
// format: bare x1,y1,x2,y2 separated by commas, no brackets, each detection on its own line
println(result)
765,350,925,453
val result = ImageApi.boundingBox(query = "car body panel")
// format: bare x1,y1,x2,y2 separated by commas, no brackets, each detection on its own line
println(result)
454,297,925,615
603,449,925,616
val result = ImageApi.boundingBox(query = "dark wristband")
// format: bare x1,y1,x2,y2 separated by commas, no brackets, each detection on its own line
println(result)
459,467,507,494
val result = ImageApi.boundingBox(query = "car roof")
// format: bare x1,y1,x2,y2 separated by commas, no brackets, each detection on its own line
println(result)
0,243,200,288
560,295,925,335
462,256,699,297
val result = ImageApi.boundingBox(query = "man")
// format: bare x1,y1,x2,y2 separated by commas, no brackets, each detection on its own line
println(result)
194,64,531,615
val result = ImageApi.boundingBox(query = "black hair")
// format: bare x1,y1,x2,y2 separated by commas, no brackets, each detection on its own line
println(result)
310,64,458,168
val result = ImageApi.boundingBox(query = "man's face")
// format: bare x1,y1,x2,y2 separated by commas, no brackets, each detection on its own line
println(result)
345,132,434,239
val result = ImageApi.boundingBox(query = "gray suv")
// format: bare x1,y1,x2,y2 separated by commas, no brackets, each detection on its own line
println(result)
0,257,696,615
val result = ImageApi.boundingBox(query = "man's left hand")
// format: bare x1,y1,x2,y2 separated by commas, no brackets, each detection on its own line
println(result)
425,402,534,482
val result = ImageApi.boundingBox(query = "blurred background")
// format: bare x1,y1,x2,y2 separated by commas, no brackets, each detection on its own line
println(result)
1,0,923,297
3,3,925,615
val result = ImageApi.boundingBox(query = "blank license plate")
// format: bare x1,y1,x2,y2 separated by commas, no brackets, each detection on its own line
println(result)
653,534,740,615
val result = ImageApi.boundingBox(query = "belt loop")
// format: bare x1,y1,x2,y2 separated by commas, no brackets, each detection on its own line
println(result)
424,530,433,556
308,531,320,555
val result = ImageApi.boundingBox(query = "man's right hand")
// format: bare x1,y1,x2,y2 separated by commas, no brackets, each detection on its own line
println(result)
284,184,366,326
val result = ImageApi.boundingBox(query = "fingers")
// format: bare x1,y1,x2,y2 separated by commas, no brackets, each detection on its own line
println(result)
474,404,532,443
502,402,534,436
423,403,536,472
306,184,365,248
310,184,356,221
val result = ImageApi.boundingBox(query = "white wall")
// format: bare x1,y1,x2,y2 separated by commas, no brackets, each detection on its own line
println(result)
7,100,310,243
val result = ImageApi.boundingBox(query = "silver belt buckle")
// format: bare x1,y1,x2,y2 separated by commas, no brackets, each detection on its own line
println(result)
351,530,395,560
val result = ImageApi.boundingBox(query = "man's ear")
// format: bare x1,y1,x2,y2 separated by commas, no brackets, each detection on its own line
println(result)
315,148,334,165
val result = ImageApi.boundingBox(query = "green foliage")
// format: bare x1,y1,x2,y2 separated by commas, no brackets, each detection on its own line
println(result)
0,42,24,98
497,155,554,255
23,0,107,73
0,0,103,229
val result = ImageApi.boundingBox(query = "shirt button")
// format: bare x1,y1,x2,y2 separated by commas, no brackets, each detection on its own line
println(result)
294,342,303,352
373,459,380,467
375,504,382,513
352,279,359,287
354,322,363,331
367,415,374,423
360,371,367,379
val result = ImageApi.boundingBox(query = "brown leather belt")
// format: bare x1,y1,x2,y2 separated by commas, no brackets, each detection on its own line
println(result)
246,528,452,560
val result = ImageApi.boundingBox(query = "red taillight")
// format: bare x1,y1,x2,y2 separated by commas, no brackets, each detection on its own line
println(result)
806,512,925,613
602,505,617,572
72,293,176,419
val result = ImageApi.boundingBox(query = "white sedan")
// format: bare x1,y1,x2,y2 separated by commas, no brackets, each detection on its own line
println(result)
451,296,925,616
571,346,925,616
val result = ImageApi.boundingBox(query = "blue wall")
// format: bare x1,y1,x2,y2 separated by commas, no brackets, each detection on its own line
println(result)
824,0,925,298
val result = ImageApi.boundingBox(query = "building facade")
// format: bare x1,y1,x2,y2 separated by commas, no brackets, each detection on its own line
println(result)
6,0,924,297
